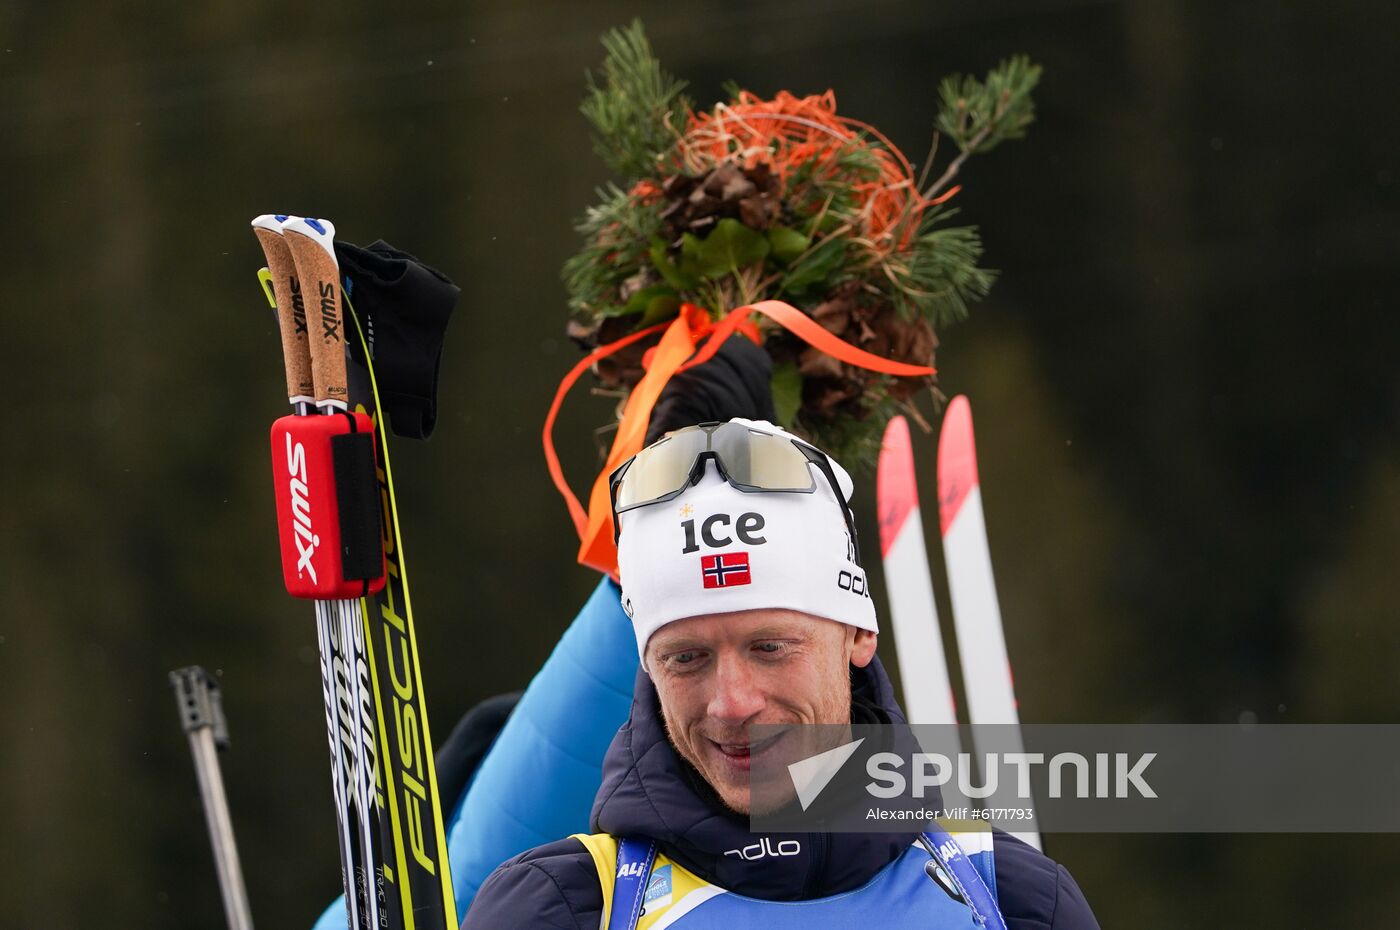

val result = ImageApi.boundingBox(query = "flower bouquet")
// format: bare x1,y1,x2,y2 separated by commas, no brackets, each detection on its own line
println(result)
548,22,1040,572
563,22,1040,467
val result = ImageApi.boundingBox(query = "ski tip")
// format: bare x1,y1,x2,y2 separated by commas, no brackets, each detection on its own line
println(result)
876,415,919,558
936,395,979,535
281,215,338,260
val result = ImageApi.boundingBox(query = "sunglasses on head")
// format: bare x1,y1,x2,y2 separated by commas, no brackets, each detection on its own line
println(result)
608,421,861,564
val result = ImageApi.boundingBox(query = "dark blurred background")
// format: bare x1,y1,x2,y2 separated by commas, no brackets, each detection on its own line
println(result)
1,0,1397,926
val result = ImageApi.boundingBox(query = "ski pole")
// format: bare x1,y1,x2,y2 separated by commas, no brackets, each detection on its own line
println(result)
281,216,389,928
170,666,256,930
253,215,383,928
256,216,457,929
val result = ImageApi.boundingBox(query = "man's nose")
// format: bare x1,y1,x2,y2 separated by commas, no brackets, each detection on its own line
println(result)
706,653,765,724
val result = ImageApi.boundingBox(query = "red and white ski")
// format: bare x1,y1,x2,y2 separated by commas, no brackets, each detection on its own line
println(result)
878,415,959,733
879,398,1042,849
938,395,1041,848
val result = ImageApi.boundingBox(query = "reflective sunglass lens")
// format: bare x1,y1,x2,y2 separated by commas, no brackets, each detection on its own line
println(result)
711,425,815,491
614,427,709,509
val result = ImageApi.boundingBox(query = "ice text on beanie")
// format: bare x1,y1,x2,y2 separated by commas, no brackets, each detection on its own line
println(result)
680,511,768,554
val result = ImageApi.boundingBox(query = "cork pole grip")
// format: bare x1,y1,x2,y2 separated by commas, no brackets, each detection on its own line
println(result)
251,222,315,404
282,219,349,410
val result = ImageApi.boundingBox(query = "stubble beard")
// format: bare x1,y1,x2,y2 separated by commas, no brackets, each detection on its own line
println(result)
658,676,855,817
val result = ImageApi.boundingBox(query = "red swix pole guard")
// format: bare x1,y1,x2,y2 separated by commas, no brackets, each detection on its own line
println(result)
270,411,388,599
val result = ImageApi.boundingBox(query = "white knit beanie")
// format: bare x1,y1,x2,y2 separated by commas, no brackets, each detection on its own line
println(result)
616,418,877,661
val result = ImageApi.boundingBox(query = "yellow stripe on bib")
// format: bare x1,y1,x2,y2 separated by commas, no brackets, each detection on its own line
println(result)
572,833,720,929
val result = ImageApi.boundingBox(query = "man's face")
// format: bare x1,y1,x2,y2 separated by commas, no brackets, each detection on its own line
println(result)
645,608,878,815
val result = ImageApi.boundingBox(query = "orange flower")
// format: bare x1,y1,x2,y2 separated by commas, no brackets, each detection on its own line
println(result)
676,90,933,252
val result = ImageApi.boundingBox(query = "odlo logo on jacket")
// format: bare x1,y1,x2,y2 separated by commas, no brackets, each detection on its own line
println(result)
723,838,801,861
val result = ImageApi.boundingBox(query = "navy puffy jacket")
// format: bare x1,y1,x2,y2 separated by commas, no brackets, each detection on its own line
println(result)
462,657,1099,929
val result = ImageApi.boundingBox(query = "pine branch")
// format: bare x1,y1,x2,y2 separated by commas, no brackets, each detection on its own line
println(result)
878,206,995,327
580,20,691,179
924,55,1041,199
562,184,664,315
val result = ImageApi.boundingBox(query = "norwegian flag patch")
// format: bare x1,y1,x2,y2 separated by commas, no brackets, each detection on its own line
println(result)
701,552,751,588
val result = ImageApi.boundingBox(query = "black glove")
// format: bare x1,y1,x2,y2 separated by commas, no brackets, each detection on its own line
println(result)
645,334,777,445
335,239,458,441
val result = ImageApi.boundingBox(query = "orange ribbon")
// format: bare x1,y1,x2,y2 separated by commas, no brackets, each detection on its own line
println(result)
543,300,936,576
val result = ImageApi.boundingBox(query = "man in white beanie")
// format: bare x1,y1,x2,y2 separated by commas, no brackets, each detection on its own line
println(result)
462,419,1099,930
613,418,880,817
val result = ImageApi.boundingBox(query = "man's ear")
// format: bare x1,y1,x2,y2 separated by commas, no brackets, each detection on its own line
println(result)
850,629,878,668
